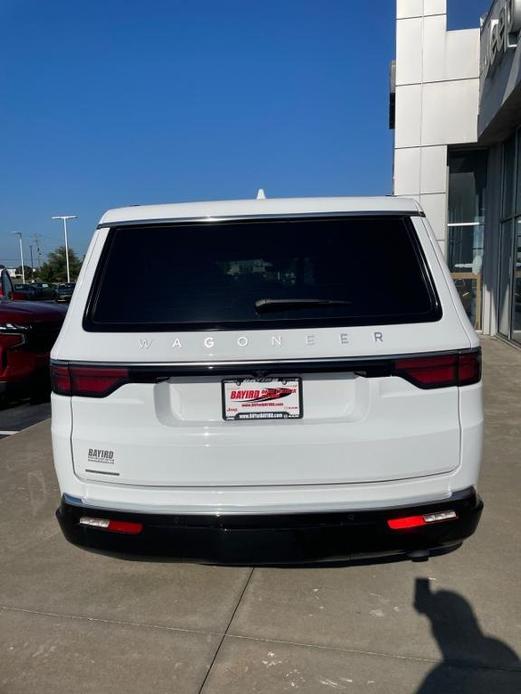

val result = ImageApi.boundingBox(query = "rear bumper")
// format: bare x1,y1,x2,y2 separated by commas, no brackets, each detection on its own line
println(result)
56,488,483,565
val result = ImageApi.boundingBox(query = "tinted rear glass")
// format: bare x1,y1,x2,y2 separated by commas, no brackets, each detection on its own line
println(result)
85,216,441,331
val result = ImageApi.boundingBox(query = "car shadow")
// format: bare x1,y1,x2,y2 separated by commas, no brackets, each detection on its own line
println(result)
414,578,521,693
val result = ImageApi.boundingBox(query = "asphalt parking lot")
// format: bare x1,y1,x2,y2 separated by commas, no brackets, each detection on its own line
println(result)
0,337,520,693
0,401,51,440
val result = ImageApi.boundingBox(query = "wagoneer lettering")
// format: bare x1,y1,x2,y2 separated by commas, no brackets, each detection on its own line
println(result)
144,331,387,352
51,196,483,564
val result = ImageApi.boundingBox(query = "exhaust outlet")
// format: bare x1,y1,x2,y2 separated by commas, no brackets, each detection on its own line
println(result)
407,550,430,562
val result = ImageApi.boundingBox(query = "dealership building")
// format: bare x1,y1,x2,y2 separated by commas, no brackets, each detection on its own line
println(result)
392,0,521,344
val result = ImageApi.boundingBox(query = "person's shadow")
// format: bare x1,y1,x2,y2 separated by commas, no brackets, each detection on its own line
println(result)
414,578,521,693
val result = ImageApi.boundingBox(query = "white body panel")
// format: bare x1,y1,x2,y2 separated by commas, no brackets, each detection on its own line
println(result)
69,379,460,487
51,196,483,516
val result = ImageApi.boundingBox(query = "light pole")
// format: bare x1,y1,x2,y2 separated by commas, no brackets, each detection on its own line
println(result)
33,234,43,269
51,215,77,283
11,232,25,283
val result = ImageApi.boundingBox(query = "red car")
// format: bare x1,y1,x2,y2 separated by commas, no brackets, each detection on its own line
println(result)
0,269,67,400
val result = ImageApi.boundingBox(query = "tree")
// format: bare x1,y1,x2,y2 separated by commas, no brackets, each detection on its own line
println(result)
39,246,83,283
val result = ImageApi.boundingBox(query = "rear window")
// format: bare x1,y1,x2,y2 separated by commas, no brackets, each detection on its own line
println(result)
85,216,441,332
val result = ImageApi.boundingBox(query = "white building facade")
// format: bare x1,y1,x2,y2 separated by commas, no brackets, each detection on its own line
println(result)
392,0,521,343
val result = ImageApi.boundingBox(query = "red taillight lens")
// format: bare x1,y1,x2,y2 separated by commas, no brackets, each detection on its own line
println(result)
387,515,426,530
70,366,129,397
0,333,25,350
387,510,458,530
458,351,482,385
51,364,129,397
393,349,481,389
79,517,143,534
50,365,72,395
394,354,457,388
106,520,143,535
0,333,26,370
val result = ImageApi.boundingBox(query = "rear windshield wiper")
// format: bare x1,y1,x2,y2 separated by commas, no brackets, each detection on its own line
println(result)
255,298,352,313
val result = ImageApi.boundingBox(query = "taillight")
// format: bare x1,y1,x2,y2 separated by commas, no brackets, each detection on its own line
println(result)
50,349,482,397
457,351,482,386
387,515,426,530
0,333,25,350
0,333,25,370
50,365,72,394
79,517,143,535
393,349,481,389
387,510,457,530
0,324,28,349
51,364,129,397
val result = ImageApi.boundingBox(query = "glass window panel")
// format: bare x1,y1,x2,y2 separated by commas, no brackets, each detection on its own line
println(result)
503,135,516,219
516,133,521,215
448,224,484,330
448,150,487,330
87,217,441,331
448,225,484,273
498,221,514,337
448,150,487,224
511,219,521,344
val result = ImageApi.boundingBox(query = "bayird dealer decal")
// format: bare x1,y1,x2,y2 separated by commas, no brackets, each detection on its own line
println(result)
229,386,296,403
87,448,115,465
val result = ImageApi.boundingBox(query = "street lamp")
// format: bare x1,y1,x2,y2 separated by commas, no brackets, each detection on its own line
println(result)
51,215,77,283
11,232,25,283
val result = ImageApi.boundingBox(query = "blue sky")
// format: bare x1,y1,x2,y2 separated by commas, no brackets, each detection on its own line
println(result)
0,0,487,264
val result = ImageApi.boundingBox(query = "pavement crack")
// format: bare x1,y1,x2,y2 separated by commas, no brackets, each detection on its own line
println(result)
0,604,216,639
198,567,255,693
223,633,521,675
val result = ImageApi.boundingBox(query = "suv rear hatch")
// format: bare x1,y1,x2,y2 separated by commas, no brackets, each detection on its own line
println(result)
64,215,473,487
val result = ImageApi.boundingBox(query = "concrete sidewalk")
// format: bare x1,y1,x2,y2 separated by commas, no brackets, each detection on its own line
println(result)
0,338,520,693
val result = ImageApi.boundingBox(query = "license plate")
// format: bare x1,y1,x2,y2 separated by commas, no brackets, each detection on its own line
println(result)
222,377,302,421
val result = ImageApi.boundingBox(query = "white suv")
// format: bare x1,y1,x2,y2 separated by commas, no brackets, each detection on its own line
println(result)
51,196,483,563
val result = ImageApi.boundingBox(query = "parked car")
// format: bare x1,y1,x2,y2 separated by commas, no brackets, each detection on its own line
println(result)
51,196,483,564
32,282,57,301
12,282,56,302
0,269,67,400
54,283,75,303
13,283,39,301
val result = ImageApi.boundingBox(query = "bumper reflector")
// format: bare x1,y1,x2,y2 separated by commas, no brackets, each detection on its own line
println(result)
387,510,457,530
80,517,110,529
79,516,143,535
423,510,458,524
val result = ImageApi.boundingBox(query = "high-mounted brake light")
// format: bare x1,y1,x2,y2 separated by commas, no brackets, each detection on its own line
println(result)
79,516,143,535
51,364,129,397
387,510,457,530
394,349,481,389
